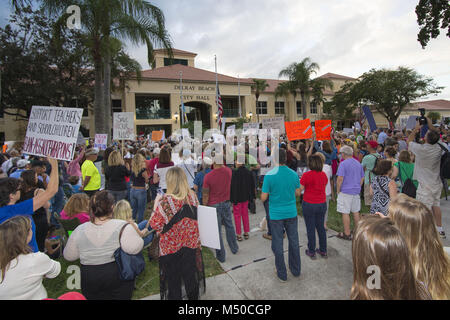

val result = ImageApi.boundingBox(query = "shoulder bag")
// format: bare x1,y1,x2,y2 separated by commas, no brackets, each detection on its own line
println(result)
114,223,146,281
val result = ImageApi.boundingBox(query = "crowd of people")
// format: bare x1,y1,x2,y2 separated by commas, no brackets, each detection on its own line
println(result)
0,115,449,300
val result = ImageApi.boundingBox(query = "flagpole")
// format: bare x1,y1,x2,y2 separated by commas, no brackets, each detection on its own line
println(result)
238,74,241,118
180,71,184,126
215,55,218,127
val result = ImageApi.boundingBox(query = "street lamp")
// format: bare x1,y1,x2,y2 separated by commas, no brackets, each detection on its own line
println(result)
248,112,253,121
174,111,178,123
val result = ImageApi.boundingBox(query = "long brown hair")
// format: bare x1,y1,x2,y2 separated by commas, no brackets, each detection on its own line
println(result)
389,194,450,299
63,193,90,218
131,153,146,176
351,215,419,300
0,216,32,283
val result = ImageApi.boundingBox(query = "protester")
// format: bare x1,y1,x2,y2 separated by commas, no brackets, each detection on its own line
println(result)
59,193,91,224
0,158,59,252
230,155,255,241
149,167,205,300
351,215,431,300
66,146,85,185
336,146,364,240
105,150,131,202
64,190,143,300
81,148,101,198
129,153,149,224
153,147,175,192
316,152,333,230
300,153,328,259
203,152,239,263
394,150,418,196
361,141,380,207
9,159,30,179
261,148,301,282
0,216,61,300
407,118,446,238
177,149,197,189
370,160,398,216
387,194,450,299
193,157,213,205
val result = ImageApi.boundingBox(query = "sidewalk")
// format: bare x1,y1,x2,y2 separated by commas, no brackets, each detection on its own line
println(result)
142,198,450,300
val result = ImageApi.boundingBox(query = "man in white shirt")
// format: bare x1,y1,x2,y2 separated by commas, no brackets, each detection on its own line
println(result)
377,129,388,145
407,117,446,239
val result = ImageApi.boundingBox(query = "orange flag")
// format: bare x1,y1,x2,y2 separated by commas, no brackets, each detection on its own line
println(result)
315,120,332,140
285,119,312,141
151,130,163,141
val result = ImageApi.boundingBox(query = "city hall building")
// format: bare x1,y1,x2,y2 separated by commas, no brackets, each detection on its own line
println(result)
1,48,449,142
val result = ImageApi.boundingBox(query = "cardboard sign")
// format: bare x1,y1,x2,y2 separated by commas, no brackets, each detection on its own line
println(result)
197,205,221,250
262,116,285,134
94,134,108,150
113,112,135,140
315,120,332,141
285,119,312,141
243,122,259,135
152,130,164,142
22,106,84,161
155,165,174,189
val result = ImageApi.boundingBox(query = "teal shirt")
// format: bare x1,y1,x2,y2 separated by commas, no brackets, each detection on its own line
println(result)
262,166,300,220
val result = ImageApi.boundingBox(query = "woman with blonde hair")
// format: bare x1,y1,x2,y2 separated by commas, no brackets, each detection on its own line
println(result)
0,216,61,299
105,150,131,202
113,199,154,247
129,153,149,223
60,193,90,224
351,215,431,300
388,194,450,299
149,167,205,300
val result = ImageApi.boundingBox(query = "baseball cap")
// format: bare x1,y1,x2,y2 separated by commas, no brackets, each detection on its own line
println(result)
366,141,379,149
17,159,30,168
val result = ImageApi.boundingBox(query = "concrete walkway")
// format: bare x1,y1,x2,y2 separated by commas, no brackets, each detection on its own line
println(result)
143,198,450,300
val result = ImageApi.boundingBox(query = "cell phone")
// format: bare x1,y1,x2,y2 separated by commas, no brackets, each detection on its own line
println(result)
157,188,165,196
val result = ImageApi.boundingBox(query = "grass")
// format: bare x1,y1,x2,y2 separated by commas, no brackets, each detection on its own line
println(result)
44,201,224,300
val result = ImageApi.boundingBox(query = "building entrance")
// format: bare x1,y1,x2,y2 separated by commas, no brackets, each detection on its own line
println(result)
180,101,212,129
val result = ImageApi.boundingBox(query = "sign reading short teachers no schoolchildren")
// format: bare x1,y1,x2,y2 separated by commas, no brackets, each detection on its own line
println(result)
113,112,135,141
23,106,84,162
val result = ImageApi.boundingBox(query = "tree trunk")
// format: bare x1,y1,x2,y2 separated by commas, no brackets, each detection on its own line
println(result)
94,60,104,137
103,46,112,143
301,92,307,120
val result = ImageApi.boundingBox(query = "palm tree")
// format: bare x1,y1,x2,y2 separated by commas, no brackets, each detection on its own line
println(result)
37,0,172,138
251,79,269,123
278,58,333,120
274,81,296,118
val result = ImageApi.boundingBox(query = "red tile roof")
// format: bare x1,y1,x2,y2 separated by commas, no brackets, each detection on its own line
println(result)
318,72,356,81
405,99,450,111
138,64,253,84
153,48,197,57
248,78,287,93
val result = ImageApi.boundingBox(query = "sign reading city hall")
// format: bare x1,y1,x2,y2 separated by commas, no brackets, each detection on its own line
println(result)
23,106,84,161
174,84,216,102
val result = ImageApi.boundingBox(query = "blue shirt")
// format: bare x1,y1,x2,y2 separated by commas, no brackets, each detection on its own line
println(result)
193,168,212,202
9,169,25,179
337,158,365,195
262,166,300,220
377,132,388,144
0,199,39,252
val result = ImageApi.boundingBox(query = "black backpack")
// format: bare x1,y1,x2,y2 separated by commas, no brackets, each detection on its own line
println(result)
438,143,450,180
397,162,416,198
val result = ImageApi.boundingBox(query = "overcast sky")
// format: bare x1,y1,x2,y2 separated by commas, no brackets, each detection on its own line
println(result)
2,0,450,101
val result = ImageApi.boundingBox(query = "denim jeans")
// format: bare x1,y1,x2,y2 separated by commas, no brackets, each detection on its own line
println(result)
270,217,301,281
109,190,128,203
212,201,239,262
263,199,271,236
138,220,154,247
50,186,65,228
302,201,327,253
130,188,147,223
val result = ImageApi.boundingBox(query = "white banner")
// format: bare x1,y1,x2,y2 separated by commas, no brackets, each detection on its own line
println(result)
197,205,221,250
155,166,175,190
23,106,83,161
94,134,108,150
262,116,285,134
113,112,135,140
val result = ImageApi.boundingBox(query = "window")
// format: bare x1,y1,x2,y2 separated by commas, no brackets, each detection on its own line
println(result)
296,101,302,115
164,58,188,66
256,101,267,115
275,101,285,114
310,102,317,114
112,100,122,114
69,98,89,117
222,97,239,117
135,94,170,120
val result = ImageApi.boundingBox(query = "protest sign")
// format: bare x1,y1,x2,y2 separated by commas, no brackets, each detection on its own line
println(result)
77,131,85,145
362,106,377,132
94,134,108,150
113,112,135,141
212,133,226,144
197,205,221,250
262,117,285,134
152,130,164,141
23,106,83,161
285,119,312,141
314,120,332,141
406,115,418,130
243,122,259,135
343,128,354,134
155,166,175,189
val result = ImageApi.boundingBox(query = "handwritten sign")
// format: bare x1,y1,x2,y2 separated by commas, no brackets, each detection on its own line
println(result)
113,112,135,140
262,117,285,134
94,134,108,150
155,166,174,189
285,119,312,141
243,122,259,135
22,106,83,161
152,130,164,142
197,205,221,250
315,120,332,141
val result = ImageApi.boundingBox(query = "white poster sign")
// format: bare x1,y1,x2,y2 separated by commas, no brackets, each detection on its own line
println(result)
212,133,226,144
343,128,354,134
155,166,174,190
197,205,221,250
262,117,285,134
406,115,418,130
94,134,108,150
243,122,259,135
113,112,135,140
23,106,84,161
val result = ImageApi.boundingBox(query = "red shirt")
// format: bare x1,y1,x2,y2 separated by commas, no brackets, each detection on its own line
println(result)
300,170,328,204
203,166,232,205
147,158,159,184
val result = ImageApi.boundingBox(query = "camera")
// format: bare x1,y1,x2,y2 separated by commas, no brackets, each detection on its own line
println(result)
417,108,427,126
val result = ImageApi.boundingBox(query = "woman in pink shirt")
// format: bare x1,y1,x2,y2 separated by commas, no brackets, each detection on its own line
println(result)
66,146,85,182
59,193,90,224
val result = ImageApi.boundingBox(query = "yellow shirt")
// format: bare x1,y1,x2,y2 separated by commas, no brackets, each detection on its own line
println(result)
81,160,101,191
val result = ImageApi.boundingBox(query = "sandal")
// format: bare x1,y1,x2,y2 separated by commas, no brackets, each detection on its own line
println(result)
236,235,243,241
244,233,249,240
337,232,352,241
